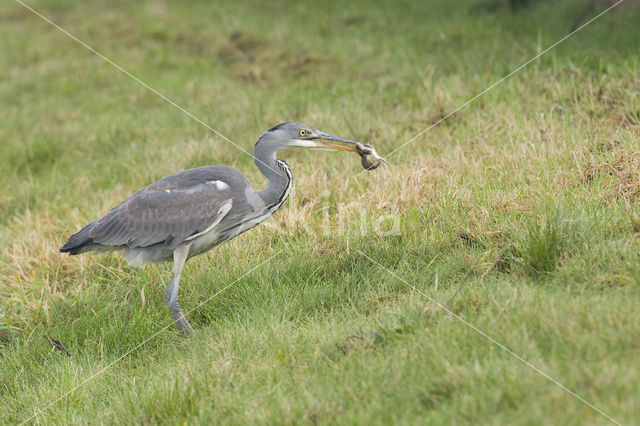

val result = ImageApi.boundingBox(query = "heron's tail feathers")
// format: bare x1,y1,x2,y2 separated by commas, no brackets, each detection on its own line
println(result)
59,223,97,255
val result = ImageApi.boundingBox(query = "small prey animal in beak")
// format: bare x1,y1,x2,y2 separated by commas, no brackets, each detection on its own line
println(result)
288,125,387,170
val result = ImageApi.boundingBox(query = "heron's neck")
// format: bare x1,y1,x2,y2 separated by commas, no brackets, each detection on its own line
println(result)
253,142,292,209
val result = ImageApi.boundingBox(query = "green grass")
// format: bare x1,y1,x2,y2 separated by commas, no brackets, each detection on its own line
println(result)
1,0,640,423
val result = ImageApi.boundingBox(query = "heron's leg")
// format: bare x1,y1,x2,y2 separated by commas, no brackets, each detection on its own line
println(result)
164,244,194,336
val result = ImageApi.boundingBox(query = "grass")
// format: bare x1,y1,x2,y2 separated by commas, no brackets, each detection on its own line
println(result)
1,0,640,423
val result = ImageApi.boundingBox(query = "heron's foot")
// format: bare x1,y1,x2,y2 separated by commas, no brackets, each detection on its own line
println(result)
170,309,195,337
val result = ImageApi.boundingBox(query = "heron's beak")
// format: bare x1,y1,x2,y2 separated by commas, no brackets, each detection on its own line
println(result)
309,132,360,152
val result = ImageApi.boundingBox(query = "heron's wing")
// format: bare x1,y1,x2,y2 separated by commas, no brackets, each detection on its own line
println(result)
89,181,233,249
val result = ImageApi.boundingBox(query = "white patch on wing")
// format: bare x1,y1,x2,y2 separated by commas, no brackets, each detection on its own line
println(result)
206,180,230,191
185,200,233,241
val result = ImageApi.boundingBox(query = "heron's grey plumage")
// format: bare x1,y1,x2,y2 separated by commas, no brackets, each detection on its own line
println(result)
60,122,363,335
91,168,234,247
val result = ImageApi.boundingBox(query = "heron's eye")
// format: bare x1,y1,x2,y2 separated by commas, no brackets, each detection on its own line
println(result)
299,129,307,137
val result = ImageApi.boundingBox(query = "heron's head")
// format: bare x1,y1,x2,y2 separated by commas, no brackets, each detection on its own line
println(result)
258,122,360,153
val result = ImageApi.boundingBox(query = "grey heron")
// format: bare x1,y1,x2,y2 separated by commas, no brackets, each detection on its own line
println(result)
60,122,370,335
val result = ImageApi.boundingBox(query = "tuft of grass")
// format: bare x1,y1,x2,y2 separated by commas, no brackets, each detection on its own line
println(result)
519,212,571,277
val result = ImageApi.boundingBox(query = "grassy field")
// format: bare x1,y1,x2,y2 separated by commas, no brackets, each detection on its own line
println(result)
1,0,640,423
